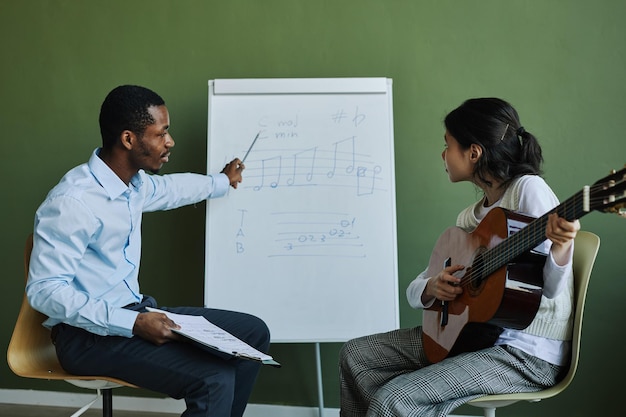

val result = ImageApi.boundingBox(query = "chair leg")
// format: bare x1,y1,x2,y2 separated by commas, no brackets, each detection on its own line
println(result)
69,389,100,417
102,388,113,417
482,407,496,417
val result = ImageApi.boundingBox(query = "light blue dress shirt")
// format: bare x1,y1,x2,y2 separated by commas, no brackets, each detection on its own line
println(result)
27,148,229,338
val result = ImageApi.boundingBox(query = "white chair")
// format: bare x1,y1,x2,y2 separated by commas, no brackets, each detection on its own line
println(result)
7,234,137,417
464,230,600,417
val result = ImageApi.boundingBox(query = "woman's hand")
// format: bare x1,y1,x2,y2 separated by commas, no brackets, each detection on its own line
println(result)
423,264,464,304
546,213,580,266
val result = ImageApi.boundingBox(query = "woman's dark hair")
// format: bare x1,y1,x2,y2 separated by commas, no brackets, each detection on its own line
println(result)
444,97,543,189
99,85,165,149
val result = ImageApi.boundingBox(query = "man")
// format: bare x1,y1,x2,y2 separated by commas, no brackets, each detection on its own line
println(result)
26,85,270,417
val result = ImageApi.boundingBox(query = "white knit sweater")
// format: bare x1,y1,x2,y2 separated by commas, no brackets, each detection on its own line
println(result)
454,175,574,342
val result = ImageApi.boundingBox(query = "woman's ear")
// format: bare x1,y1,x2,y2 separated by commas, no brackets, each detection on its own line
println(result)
469,143,482,162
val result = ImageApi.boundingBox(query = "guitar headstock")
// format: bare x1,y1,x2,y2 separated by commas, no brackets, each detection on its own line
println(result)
591,165,626,218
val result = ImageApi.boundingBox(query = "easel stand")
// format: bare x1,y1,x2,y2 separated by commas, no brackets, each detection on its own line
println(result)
315,342,325,417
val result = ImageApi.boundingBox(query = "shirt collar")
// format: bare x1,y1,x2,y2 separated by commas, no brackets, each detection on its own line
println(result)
89,148,144,199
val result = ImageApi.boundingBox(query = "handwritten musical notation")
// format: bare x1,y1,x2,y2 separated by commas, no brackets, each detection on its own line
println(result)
232,209,365,258
270,211,365,258
221,104,393,259
243,134,385,196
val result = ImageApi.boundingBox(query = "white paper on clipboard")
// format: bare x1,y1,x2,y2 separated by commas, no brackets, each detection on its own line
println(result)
146,307,280,367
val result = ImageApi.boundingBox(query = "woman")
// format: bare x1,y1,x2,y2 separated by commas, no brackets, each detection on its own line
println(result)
339,97,580,417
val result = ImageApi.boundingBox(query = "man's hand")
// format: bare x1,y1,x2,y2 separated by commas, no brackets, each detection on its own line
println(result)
132,312,181,345
221,158,244,189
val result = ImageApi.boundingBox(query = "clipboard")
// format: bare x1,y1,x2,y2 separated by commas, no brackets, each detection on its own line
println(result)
146,307,280,367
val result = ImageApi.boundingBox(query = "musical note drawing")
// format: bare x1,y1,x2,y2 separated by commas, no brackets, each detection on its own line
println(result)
253,155,282,191
357,165,382,196
327,136,355,178
286,147,317,185
233,107,388,196
246,138,385,196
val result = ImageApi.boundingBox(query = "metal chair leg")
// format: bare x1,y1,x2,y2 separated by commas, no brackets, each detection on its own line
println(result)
102,388,113,417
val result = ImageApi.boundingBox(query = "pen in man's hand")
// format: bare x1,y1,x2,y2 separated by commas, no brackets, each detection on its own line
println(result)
241,131,261,164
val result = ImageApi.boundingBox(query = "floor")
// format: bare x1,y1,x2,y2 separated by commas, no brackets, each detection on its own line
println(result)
0,403,178,417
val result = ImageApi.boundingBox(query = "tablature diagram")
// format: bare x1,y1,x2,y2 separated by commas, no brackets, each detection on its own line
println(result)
270,210,365,258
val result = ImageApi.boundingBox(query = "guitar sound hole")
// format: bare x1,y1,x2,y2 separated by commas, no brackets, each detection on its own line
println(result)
468,251,486,294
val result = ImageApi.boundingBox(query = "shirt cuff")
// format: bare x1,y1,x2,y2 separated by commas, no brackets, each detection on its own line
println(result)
108,308,140,338
211,173,231,198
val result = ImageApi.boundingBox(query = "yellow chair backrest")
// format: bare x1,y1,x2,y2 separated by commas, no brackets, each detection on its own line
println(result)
7,233,134,387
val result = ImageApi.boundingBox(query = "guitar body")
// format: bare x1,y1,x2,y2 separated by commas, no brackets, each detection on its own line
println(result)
420,165,626,362
423,207,545,363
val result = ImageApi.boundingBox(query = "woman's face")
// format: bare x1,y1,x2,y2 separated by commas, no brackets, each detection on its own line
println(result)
441,130,474,183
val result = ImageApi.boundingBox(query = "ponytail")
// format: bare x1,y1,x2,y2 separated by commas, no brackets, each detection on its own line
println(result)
515,126,543,179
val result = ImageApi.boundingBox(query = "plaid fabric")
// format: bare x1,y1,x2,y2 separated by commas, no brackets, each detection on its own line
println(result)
339,327,562,417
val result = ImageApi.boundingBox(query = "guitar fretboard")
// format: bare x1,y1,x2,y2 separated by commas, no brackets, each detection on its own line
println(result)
479,187,589,280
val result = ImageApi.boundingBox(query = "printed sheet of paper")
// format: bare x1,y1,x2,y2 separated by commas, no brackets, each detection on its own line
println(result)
146,307,279,366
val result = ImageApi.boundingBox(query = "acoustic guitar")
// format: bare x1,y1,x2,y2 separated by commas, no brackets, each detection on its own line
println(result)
423,167,626,363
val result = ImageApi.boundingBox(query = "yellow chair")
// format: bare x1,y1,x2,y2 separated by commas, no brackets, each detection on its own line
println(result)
464,230,600,417
7,234,137,417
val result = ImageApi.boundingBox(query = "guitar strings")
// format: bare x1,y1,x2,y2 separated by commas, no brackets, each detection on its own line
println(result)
454,181,616,290
459,186,614,289
455,170,624,289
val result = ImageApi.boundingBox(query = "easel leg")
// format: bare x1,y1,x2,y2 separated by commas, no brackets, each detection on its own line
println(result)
315,342,324,417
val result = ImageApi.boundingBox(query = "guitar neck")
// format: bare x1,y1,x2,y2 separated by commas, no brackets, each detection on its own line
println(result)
485,187,589,276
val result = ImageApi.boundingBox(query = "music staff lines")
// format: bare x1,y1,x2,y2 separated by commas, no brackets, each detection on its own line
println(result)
237,136,386,196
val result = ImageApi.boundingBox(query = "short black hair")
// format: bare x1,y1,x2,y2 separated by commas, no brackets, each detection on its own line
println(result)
99,85,165,149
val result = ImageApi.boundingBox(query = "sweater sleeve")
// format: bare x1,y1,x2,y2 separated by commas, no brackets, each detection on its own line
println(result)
406,267,435,309
515,176,573,299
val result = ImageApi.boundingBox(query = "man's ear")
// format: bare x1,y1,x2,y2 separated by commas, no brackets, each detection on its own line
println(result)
121,130,134,150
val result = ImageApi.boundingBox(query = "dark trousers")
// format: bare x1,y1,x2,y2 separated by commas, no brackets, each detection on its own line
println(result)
52,296,270,417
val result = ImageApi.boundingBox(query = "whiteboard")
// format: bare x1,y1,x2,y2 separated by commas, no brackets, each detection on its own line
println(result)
204,78,398,342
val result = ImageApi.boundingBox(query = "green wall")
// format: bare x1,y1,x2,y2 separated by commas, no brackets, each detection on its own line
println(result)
2,1,625,415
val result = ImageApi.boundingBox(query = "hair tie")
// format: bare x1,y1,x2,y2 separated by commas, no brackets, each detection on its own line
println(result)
516,126,525,146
